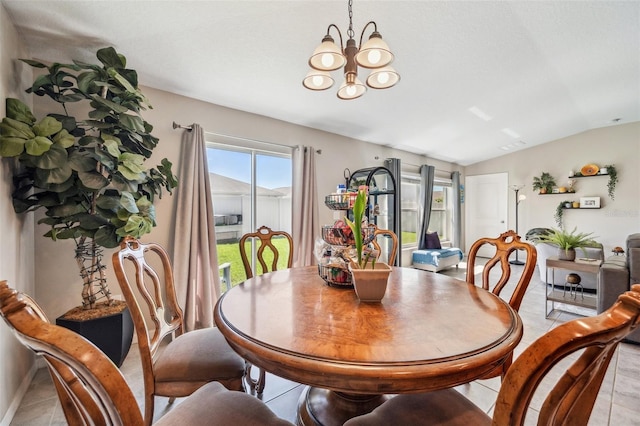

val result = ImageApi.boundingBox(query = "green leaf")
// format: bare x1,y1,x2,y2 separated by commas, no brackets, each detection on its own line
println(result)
97,47,126,69
76,70,99,94
118,152,146,180
53,129,75,148
32,116,62,137
89,94,128,114
33,143,68,169
118,114,145,132
0,136,26,156
78,213,108,229
78,135,103,146
111,70,137,93
78,171,109,190
1,117,35,139
68,151,97,172
120,192,138,213
35,164,73,184
94,225,119,248
6,98,36,124
46,202,85,218
25,136,53,156
19,59,47,68
96,195,121,210
103,138,121,157
111,174,137,192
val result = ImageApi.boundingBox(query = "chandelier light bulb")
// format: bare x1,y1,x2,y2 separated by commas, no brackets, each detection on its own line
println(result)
321,53,336,68
302,69,334,91
366,66,400,89
367,49,381,66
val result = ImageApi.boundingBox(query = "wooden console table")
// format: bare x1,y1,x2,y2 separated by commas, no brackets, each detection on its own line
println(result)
545,257,601,317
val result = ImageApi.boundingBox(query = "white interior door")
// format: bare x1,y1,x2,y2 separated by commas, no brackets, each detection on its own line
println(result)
465,173,508,258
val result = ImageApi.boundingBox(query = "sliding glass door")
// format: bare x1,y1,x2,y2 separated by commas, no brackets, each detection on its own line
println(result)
207,143,291,286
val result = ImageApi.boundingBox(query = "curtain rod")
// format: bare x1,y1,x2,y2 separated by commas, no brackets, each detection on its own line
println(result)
172,121,321,153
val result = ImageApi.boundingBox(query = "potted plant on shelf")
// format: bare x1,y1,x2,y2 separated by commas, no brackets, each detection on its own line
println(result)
0,47,177,365
532,172,556,194
532,227,599,261
345,186,391,302
604,164,617,200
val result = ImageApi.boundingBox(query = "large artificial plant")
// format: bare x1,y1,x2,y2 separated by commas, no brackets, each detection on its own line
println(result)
0,47,177,310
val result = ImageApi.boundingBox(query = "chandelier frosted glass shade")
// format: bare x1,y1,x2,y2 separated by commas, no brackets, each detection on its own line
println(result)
308,35,346,71
303,70,335,90
366,66,400,89
354,33,394,68
337,76,366,100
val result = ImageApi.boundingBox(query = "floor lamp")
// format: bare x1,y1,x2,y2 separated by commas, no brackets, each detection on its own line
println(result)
510,184,526,265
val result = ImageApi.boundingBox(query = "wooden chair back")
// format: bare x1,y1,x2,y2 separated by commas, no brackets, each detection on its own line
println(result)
494,284,640,424
0,280,144,425
370,225,399,266
466,230,537,312
111,237,184,403
239,225,293,279
466,230,537,379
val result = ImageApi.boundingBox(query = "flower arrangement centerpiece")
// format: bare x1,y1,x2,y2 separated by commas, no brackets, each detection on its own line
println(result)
345,186,391,302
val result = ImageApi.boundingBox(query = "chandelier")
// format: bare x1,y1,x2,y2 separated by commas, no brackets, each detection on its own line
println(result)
302,0,400,100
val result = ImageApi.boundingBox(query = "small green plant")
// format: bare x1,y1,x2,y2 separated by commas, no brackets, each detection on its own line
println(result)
532,172,556,193
344,187,374,269
533,227,599,257
604,164,617,200
554,201,571,228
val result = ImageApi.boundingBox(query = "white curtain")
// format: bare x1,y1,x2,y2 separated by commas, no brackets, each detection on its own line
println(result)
292,145,319,267
172,124,221,331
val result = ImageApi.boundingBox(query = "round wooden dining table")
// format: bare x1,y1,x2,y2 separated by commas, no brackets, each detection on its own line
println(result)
214,266,523,426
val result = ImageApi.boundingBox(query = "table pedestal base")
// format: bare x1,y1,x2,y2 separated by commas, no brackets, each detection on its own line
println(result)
296,386,390,426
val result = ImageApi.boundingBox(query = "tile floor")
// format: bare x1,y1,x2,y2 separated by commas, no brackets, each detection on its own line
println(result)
10,262,640,425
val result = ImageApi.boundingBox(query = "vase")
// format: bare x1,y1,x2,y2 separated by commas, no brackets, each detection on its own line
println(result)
557,248,576,261
349,262,392,302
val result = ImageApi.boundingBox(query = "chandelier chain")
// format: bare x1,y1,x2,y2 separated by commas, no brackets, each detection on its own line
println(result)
347,0,355,39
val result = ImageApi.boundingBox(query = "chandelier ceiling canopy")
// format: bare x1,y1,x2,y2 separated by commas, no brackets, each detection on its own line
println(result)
302,0,400,100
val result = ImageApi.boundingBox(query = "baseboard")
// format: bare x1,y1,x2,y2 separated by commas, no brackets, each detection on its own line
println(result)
0,361,38,426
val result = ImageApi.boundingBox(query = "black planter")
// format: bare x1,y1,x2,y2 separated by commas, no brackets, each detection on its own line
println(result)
56,305,134,367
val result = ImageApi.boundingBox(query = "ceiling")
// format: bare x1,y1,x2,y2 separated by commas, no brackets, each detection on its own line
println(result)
2,1,639,166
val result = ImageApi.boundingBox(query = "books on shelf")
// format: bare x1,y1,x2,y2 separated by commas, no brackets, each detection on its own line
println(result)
575,258,602,266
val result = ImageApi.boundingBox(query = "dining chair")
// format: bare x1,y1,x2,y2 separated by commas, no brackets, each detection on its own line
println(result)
239,225,294,279
465,230,537,379
345,284,640,426
238,225,294,395
0,280,293,426
370,225,399,266
112,237,246,425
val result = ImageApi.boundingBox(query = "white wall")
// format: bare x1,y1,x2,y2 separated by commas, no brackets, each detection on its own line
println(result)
465,122,640,252
0,4,37,424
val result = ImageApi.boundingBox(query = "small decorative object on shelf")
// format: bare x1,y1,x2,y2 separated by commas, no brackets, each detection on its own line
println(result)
580,164,599,176
325,193,358,210
567,179,576,193
612,246,625,256
580,197,601,209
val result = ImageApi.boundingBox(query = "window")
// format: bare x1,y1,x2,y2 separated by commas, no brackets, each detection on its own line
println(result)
401,174,453,247
207,141,292,286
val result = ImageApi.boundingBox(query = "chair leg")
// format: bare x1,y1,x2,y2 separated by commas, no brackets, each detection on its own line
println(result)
245,361,266,396
144,394,155,426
